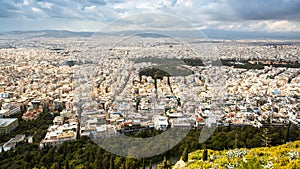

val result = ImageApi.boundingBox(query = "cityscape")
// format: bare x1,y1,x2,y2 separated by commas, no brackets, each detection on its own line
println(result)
0,0,300,168
0,32,299,168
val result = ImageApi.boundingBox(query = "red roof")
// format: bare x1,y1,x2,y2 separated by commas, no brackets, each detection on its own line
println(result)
196,117,203,122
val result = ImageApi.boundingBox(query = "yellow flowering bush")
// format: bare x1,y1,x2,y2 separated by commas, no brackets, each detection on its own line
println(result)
181,141,300,169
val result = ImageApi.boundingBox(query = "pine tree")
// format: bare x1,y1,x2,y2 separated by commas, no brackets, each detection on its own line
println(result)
286,121,291,142
94,150,103,169
142,158,145,169
149,160,152,169
1,146,6,158
235,131,238,149
122,162,126,169
1,146,4,153
163,156,168,169
203,149,208,161
65,160,70,169
262,128,271,148
181,148,188,162
51,148,55,163
161,156,171,169
109,155,114,169
58,161,62,169
154,77,157,89
25,150,31,162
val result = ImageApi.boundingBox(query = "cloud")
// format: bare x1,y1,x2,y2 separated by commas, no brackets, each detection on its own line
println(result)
82,5,97,13
31,7,42,13
0,1,23,18
38,2,53,9
103,13,196,31
227,0,300,21
0,0,300,32
266,20,300,32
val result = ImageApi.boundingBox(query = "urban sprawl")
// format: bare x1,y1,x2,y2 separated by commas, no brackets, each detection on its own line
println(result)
0,35,300,151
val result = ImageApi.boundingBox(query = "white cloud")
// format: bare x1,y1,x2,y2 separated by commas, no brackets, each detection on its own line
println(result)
83,5,97,13
31,7,41,13
266,20,300,32
175,0,193,7
38,2,53,9
23,0,30,6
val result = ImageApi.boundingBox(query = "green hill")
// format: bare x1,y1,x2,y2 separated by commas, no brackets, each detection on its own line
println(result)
174,141,300,169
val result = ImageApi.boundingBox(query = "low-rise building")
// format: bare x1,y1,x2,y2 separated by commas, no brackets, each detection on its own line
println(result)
0,118,18,134
1,134,25,152
39,112,78,149
0,109,10,117
153,116,168,130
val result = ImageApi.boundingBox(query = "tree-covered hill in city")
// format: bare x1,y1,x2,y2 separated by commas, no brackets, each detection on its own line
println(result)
1,124,300,169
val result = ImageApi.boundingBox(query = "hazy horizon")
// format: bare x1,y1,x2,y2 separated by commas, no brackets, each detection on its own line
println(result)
1,29,300,40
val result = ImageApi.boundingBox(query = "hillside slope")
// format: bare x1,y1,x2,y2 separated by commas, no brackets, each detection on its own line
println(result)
174,141,300,169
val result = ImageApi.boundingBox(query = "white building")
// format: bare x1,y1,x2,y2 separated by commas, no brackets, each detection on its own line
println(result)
153,116,168,130
0,109,10,118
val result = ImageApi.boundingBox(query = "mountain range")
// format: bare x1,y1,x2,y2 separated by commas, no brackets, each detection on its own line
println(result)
1,29,300,40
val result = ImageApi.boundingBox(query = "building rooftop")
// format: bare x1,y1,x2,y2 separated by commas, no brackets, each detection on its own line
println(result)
0,118,17,127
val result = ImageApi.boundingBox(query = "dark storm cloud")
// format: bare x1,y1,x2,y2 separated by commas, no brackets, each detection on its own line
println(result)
227,0,300,21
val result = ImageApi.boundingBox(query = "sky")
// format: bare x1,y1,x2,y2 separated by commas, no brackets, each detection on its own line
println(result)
0,0,300,32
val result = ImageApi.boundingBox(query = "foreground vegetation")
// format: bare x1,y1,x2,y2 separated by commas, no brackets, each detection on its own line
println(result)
181,140,300,169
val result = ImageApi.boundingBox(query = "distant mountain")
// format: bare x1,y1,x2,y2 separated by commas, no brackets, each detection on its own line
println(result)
134,33,170,38
202,29,300,40
115,29,300,40
1,30,95,38
1,29,300,39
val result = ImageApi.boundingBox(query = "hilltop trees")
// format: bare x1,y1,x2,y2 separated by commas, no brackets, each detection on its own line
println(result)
0,125,300,168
